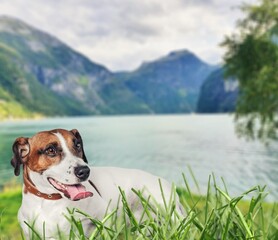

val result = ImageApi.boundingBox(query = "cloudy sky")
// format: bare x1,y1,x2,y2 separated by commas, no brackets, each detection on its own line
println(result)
0,0,257,71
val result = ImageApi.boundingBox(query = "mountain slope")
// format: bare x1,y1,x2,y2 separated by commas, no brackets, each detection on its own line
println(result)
197,68,238,113
0,42,91,117
0,86,34,119
0,16,113,115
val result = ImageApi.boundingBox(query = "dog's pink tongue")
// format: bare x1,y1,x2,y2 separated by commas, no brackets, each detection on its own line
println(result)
66,185,93,201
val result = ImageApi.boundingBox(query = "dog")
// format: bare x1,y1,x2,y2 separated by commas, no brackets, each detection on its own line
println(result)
11,128,184,238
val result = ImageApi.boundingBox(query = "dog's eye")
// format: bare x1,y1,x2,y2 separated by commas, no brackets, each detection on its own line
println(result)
45,146,57,157
75,141,81,151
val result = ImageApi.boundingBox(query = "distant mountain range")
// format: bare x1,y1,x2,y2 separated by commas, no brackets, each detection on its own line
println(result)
0,16,238,119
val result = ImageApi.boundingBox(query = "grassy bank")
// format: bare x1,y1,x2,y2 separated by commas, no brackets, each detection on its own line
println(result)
0,185,22,239
0,176,277,239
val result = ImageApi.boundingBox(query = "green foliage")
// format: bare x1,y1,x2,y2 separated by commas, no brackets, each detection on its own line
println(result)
78,76,89,87
0,99,36,120
222,0,278,141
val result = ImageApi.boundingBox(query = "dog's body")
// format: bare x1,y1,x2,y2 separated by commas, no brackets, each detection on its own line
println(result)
11,129,184,238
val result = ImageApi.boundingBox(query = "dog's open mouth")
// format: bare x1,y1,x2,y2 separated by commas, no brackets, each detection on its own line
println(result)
48,177,93,201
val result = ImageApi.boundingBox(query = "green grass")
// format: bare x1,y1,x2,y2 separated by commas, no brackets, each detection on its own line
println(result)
0,99,39,120
0,175,277,239
0,183,22,239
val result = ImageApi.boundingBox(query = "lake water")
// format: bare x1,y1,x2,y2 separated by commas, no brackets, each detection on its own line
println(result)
0,114,277,201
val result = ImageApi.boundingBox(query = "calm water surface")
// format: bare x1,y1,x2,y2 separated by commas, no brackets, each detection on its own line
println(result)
0,114,277,201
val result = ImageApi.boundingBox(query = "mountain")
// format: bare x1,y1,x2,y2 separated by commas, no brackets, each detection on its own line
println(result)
0,44,88,119
0,16,219,117
197,68,238,113
0,16,113,116
121,50,216,113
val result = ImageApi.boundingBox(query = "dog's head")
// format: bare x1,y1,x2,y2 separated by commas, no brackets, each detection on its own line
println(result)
11,129,93,201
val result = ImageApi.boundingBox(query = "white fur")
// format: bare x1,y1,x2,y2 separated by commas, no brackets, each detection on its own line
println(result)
18,133,184,239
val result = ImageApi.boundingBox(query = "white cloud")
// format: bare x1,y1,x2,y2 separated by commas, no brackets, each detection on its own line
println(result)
0,0,258,71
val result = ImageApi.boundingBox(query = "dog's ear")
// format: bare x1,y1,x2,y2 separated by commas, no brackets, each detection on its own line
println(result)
11,137,30,176
70,129,88,163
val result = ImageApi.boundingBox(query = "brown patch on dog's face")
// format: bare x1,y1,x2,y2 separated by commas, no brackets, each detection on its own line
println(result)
26,131,63,173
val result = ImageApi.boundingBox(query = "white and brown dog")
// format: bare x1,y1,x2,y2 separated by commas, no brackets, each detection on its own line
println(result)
11,128,184,238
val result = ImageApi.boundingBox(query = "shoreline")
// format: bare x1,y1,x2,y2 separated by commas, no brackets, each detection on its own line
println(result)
0,112,234,122
0,114,45,122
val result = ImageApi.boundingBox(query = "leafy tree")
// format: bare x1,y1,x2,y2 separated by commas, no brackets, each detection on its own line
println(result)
222,0,278,141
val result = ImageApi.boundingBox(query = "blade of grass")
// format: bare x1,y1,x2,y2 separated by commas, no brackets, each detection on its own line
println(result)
216,187,254,238
187,165,200,194
182,173,194,205
205,175,211,223
158,179,168,213
24,221,41,240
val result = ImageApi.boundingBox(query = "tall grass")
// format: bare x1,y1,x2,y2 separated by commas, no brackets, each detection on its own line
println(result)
17,174,278,240
0,173,277,239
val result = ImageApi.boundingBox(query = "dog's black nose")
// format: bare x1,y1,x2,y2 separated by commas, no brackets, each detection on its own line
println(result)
74,165,90,181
